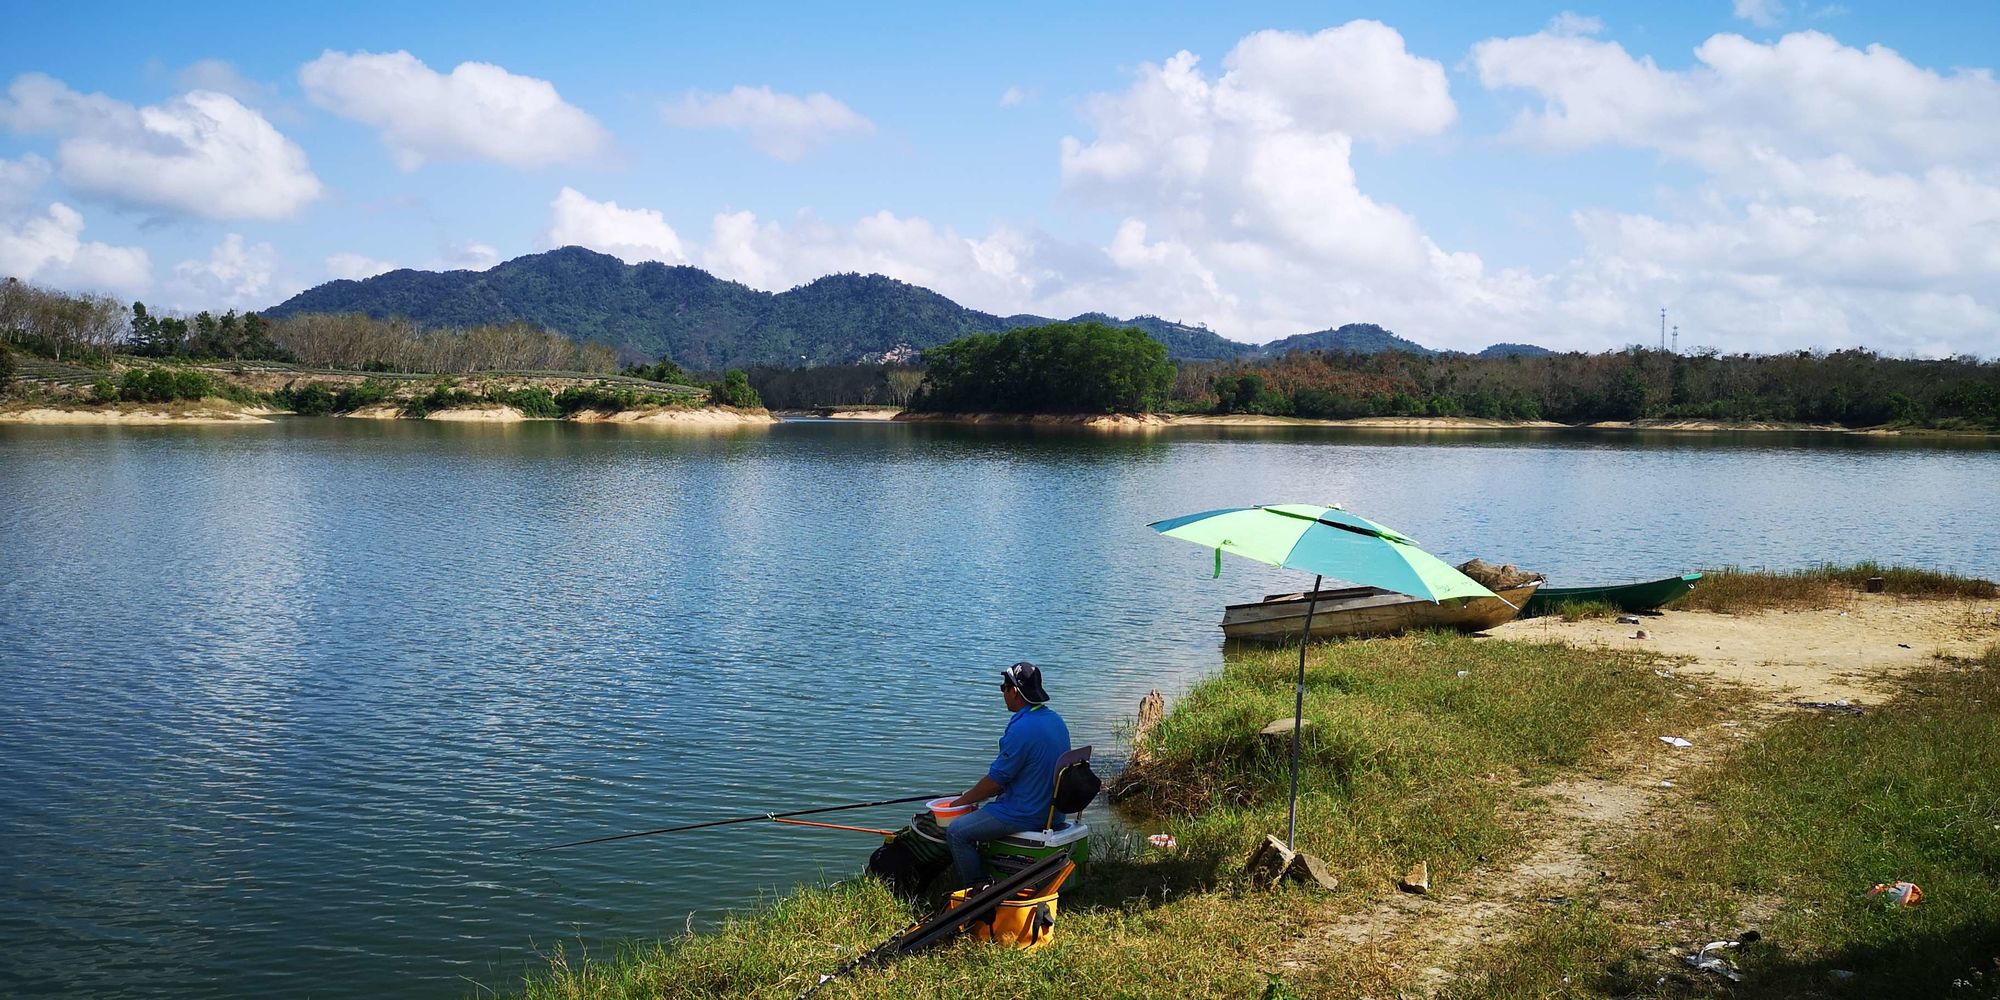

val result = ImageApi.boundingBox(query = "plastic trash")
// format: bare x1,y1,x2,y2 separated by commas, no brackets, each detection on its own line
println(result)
1455,670,1470,678
1683,941,1744,981
1617,613,1642,624
1148,834,1177,851
1681,932,1759,983
1865,881,1922,907
1659,736,1693,748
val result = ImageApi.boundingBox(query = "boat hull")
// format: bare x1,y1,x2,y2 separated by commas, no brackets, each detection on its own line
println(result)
1220,582,1541,642
1522,572,1702,616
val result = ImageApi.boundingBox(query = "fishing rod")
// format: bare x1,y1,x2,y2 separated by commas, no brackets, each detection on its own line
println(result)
521,793,942,855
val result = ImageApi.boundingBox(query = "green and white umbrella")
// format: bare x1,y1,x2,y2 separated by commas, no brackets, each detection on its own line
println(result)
1148,503,1496,848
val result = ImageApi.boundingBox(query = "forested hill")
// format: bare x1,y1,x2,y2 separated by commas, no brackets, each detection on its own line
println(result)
264,247,1543,368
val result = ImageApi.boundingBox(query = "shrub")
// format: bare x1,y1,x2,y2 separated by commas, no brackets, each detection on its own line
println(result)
117,367,210,403
92,377,119,403
486,385,560,418
0,346,13,390
556,384,640,415
710,369,762,408
334,379,394,412
403,381,479,418
276,381,338,415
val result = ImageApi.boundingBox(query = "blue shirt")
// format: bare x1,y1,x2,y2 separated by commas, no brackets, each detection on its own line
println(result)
981,703,1071,830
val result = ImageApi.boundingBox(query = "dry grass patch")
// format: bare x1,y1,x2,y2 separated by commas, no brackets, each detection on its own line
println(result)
1685,563,1995,614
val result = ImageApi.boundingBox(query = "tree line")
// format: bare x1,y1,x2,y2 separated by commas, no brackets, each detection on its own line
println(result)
1,277,624,375
1178,347,2000,428
743,364,924,409
258,312,619,373
1,278,125,362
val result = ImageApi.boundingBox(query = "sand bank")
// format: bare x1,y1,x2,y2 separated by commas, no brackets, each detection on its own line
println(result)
0,403,272,425
1494,595,1999,703
567,406,777,426
424,405,529,422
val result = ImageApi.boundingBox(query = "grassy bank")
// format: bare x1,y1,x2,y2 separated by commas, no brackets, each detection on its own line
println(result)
1453,645,2000,998
1683,563,1997,613
510,633,1731,999
1524,564,1998,621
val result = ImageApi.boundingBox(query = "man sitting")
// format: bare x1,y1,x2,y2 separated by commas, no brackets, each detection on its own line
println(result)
945,661,1071,887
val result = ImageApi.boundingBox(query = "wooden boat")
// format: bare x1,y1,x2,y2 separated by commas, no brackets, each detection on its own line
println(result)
1220,581,1542,642
1522,572,1702,616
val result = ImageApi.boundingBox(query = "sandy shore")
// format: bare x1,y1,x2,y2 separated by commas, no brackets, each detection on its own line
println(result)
886,411,1983,433
1587,418,1849,432
567,406,777,426
0,403,273,425
1494,596,2000,703
425,405,528,422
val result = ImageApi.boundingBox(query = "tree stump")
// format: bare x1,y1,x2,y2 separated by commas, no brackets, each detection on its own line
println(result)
1131,690,1166,764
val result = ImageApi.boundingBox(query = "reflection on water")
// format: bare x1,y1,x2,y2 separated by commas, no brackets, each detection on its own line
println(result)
1,418,1995,1000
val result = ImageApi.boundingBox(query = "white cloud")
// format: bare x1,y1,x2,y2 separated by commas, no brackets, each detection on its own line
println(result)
0,73,322,220
999,86,1031,108
544,186,687,264
0,153,51,208
660,86,873,160
1046,23,1518,342
170,234,295,309
1472,30,2000,173
1475,27,2000,353
1733,0,1785,27
0,201,151,295
436,241,500,270
325,252,395,280
300,50,609,170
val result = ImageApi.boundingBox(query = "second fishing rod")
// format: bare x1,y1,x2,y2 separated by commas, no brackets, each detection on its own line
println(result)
521,792,946,855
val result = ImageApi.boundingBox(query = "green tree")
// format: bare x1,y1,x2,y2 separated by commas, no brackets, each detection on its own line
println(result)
711,369,763,408
917,322,1173,413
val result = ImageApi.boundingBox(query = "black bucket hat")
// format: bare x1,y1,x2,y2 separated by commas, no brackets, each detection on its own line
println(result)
1001,661,1051,705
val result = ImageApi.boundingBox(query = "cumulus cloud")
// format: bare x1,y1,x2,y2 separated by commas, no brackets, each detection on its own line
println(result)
999,86,1031,108
0,153,51,208
436,240,501,271
325,252,395,280
300,50,609,170
0,73,322,220
1047,22,1529,342
660,86,873,160
170,233,291,309
1733,0,1785,27
1475,27,2000,353
544,186,687,264
0,201,151,295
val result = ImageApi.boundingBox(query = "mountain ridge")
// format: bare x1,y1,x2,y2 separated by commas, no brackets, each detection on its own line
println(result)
265,246,1549,368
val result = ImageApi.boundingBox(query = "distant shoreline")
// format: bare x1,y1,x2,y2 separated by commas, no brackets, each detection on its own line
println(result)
0,400,777,426
881,411,1992,435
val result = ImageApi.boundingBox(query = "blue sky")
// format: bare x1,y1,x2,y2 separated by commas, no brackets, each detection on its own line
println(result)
4,1,1997,355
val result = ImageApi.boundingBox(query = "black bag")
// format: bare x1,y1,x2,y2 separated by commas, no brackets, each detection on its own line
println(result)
1052,759,1101,815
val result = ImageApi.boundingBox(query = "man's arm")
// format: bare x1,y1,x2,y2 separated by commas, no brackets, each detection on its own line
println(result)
952,775,1002,807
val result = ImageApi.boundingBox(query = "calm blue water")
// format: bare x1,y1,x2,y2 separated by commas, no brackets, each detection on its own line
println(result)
2,419,1995,999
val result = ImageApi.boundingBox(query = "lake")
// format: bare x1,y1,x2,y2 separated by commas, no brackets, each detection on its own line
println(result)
2,419,1996,999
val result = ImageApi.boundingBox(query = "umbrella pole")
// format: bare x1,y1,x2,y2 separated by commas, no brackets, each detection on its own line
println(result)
1287,574,1322,851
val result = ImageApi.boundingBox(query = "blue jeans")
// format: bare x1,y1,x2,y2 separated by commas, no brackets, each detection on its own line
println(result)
946,808,1028,888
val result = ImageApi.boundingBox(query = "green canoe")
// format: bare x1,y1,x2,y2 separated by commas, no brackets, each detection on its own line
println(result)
1522,572,1703,616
